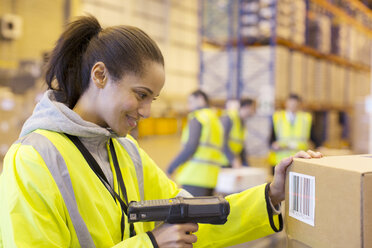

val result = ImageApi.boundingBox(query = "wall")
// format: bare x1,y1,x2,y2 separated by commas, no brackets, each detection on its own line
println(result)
0,0,66,67
0,0,69,170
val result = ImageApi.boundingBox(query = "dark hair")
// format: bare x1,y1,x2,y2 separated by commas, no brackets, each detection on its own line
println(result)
288,93,302,102
45,15,164,108
240,98,254,108
191,90,209,105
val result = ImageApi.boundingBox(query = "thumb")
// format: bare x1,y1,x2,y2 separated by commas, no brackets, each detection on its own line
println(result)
276,156,293,173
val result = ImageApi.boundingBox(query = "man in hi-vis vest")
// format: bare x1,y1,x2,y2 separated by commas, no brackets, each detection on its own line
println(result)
269,94,312,174
167,90,227,196
221,98,255,168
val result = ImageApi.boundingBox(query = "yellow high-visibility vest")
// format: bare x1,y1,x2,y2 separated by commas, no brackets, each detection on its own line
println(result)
269,110,312,166
226,110,246,156
176,108,227,188
0,129,281,247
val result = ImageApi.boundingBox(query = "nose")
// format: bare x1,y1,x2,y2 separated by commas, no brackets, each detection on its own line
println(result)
138,101,151,119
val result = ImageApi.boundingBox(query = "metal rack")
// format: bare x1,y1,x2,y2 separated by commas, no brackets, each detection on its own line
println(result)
199,0,372,106
198,0,372,152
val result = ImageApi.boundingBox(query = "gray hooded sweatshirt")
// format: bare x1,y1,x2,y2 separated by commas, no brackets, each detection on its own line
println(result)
20,90,115,186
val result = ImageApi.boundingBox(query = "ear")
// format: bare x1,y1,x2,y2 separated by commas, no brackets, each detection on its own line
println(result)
91,62,108,89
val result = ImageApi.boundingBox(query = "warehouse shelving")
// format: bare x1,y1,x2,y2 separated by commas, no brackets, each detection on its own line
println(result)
276,37,369,72
199,0,372,105
198,0,372,152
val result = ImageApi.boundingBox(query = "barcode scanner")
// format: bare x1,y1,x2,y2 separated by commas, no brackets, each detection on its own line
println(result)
128,196,230,224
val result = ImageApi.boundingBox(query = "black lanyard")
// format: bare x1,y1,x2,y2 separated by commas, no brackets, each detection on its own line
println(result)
65,134,136,239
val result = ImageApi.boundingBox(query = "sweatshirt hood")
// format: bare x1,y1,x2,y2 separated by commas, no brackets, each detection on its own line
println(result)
20,90,114,138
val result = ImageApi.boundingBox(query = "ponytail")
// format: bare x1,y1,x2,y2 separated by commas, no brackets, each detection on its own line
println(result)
46,15,101,108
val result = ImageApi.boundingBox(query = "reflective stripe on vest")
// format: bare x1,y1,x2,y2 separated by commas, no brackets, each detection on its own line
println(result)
17,133,95,248
17,132,145,247
116,138,144,202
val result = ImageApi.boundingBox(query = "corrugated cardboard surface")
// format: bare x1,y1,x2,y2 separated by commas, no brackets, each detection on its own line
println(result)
363,173,372,247
285,155,372,248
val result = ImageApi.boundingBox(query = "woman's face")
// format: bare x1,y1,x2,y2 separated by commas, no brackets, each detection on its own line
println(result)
96,61,165,136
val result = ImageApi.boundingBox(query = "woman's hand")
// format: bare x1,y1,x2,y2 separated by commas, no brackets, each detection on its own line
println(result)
269,150,322,206
151,223,198,248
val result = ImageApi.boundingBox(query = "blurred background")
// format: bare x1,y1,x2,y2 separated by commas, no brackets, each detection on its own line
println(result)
1,0,372,247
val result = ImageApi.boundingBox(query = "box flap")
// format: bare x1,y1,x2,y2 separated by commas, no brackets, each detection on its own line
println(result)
293,155,372,174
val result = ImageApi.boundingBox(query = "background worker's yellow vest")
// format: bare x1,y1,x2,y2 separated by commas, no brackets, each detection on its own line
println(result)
176,108,227,188
226,110,246,156
269,110,312,165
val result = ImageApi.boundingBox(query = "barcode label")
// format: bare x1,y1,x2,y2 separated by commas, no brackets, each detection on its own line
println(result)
289,172,315,226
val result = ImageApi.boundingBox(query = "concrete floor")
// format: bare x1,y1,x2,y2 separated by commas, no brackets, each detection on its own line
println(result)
138,134,182,171
138,134,287,248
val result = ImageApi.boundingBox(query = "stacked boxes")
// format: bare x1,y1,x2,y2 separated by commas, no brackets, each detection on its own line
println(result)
200,49,231,99
313,60,328,106
215,167,267,194
201,0,234,43
276,0,292,39
338,24,350,58
240,0,276,41
349,29,371,66
317,14,331,53
289,51,305,96
240,1,260,39
352,99,370,154
277,0,306,44
274,46,290,101
292,0,306,45
304,56,316,104
330,64,345,108
325,110,344,148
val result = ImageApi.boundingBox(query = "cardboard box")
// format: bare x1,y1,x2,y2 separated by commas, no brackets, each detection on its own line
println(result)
285,155,372,248
352,99,370,154
275,46,290,101
215,167,267,194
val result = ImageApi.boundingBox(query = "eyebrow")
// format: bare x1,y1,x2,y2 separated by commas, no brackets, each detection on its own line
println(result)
137,87,154,96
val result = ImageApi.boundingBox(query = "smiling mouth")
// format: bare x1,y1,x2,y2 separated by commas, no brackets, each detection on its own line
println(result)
127,116,138,128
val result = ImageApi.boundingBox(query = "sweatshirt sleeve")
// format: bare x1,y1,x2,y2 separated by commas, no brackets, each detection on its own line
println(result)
167,118,201,174
220,115,235,164
194,183,283,248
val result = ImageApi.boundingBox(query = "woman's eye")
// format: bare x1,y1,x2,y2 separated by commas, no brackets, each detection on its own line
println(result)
137,92,147,99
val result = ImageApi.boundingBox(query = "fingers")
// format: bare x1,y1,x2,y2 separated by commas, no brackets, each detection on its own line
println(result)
294,150,311,159
180,223,199,233
275,156,293,173
182,233,198,244
151,223,198,247
173,223,198,244
306,149,323,158
177,224,198,246
293,150,323,159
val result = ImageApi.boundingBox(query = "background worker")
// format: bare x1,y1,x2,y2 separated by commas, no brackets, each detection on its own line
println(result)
221,98,255,168
269,93,313,174
0,16,322,248
167,90,228,196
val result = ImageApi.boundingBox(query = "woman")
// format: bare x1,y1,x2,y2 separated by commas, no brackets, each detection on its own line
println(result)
0,16,321,247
